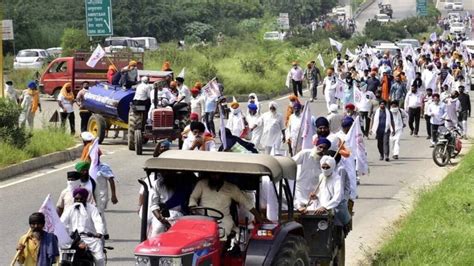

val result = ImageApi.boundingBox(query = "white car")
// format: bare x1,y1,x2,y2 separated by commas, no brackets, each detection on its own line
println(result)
46,47,62,58
452,2,463,11
131,37,159,51
450,22,465,34
104,37,144,53
375,13,391,23
444,0,454,9
396,39,421,49
263,31,283,41
13,49,49,70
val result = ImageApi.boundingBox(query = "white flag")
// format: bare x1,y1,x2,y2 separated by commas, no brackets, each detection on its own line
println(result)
442,72,454,88
86,44,106,68
429,32,437,42
317,54,325,69
329,38,343,52
334,78,345,99
88,138,100,180
345,48,355,58
346,116,369,175
39,194,71,247
202,79,220,98
177,68,185,79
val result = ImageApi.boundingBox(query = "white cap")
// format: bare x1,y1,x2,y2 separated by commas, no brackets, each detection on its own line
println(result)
141,76,149,83
80,132,95,142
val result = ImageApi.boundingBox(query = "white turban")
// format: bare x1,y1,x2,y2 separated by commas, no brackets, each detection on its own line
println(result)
329,104,338,113
80,132,95,142
269,101,278,110
320,155,336,170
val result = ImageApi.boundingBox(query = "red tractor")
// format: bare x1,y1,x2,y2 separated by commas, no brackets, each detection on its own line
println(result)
135,151,348,265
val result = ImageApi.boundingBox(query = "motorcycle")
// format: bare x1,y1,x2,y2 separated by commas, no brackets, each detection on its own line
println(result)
60,231,113,266
432,125,462,167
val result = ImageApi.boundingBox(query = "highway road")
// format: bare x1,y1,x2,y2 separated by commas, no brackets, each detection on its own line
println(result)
355,0,417,33
2,2,473,265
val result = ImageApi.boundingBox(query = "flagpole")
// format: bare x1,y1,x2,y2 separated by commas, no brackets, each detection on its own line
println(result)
10,228,32,266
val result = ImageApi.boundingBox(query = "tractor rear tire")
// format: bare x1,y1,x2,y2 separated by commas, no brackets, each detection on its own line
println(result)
128,110,142,151
135,129,143,155
272,235,310,266
87,114,107,144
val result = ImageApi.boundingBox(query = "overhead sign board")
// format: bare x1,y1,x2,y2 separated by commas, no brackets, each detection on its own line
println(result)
2,20,14,40
416,0,428,16
278,13,290,30
85,0,113,36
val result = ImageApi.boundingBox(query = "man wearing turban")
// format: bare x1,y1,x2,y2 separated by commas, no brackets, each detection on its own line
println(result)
246,102,263,149
226,101,247,137
61,187,106,265
19,81,41,128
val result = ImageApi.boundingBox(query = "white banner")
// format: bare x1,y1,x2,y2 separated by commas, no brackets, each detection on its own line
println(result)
329,38,343,52
346,116,369,175
86,44,106,68
201,79,221,98
39,194,71,247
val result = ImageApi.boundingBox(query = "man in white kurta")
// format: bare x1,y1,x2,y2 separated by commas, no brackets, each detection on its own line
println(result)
259,101,285,154
292,137,331,210
307,156,343,215
286,102,303,153
94,163,118,238
246,103,263,149
322,69,338,113
61,188,105,266
189,175,255,238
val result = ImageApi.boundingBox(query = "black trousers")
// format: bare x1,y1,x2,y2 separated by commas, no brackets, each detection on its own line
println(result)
431,124,441,143
60,112,76,135
376,130,390,158
424,115,431,138
292,80,303,97
79,111,91,133
408,107,421,134
359,111,371,137
204,112,216,135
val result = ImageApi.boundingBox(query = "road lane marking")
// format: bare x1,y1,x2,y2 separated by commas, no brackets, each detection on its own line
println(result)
0,163,75,189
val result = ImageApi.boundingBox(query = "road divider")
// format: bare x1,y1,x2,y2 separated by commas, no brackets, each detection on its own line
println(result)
0,144,82,182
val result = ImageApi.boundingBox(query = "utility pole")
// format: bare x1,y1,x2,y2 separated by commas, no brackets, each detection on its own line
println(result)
0,0,4,98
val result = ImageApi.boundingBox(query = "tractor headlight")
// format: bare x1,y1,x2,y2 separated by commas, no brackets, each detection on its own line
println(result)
135,256,151,266
159,257,182,266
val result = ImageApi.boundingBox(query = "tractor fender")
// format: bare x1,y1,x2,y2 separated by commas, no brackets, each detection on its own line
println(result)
245,221,304,266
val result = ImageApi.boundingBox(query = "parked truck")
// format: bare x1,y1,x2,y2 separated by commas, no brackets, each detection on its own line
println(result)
39,52,144,99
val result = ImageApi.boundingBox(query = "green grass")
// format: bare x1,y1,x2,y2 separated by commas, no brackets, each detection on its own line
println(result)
372,149,474,265
0,128,76,168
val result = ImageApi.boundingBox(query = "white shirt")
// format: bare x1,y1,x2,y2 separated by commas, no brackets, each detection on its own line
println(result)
4,84,18,102
327,112,344,134
357,90,375,112
94,163,114,211
290,67,304,81
309,173,343,211
61,203,105,235
292,149,321,208
423,95,433,116
404,91,423,109
57,94,74,113
181,133,216,151
177,85,191,104
150,88,176,107
286,113,302,143
323,76,337,92
428,102,445,125
259,111,285,148
134,82,152,101
246,113,263,147
227,111,245,137
190,95,205,118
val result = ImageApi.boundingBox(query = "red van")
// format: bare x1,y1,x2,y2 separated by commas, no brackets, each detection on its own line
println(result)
39,52,144,98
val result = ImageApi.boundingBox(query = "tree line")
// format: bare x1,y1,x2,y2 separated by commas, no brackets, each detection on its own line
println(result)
3,0,337,54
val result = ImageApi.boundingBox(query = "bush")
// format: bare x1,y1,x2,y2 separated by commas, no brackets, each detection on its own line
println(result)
0,98,31,148
184,22,215,43
61,28,90,56
0,127,76,168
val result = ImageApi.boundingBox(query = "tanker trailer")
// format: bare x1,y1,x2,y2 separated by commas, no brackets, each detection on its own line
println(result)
83,83,136,144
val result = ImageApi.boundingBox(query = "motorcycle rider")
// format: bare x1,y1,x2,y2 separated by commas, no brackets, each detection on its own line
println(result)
61,188,105,266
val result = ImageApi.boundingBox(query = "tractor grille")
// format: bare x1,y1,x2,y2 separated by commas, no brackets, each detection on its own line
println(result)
153,108,174,128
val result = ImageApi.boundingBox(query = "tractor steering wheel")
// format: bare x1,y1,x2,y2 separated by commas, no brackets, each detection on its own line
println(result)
189,206,224,221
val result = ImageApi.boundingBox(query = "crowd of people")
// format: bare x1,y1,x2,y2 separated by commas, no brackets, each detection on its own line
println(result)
8,22,473,265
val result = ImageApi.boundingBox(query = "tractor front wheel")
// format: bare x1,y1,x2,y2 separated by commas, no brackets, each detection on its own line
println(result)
87,114,107,144
272,235,310,266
